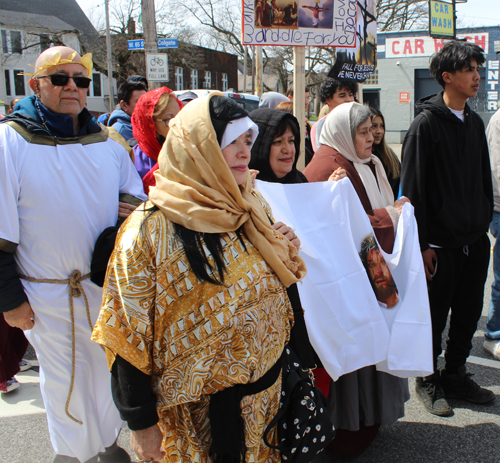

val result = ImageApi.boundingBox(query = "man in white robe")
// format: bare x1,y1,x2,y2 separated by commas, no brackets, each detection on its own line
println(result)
0,46,147,463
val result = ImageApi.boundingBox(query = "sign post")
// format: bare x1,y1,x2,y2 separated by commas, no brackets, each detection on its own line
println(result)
146,53,169,82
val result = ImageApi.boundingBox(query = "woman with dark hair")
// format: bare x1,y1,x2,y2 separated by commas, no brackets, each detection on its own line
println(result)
249,108,306,184
274,102,315,166
249,108,317,368
304,102,410,457
369,107,401,199
92,94,306,463
131,87,182,193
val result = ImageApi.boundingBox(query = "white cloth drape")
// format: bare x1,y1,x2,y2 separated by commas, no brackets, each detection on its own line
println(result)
256,178,433,380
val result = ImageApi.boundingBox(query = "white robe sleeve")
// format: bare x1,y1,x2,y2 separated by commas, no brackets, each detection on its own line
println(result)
0,125,22,246
117,145,148,202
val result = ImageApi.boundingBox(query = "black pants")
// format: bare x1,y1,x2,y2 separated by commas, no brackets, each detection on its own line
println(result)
428,233,490,373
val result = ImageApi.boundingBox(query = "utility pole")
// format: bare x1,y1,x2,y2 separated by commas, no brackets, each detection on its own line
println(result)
293,47,305,170
255,46,263,97
251,46,256,95
104,0,114,110
141,0,159,89
243,47,248,93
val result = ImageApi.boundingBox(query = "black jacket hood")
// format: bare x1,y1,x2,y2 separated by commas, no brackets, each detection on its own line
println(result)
416,91,469,123
248,108,306,184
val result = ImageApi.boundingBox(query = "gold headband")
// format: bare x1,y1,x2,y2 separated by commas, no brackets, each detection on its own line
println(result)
23,52,93,78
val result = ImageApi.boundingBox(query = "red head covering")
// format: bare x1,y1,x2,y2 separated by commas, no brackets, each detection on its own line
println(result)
131,86,183,162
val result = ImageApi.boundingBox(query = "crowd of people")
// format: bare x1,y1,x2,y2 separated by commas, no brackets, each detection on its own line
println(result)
0,38,499,463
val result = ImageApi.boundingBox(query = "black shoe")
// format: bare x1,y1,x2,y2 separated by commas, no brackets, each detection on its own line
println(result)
415,375,452,416
98,446,131,462
441,365,496,404
53,455,98,463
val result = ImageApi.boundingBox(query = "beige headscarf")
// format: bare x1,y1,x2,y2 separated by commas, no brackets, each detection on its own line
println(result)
320,102,394,209
149,92,306,287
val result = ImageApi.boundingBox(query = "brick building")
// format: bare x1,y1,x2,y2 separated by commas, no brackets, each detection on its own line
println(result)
163,43,238,92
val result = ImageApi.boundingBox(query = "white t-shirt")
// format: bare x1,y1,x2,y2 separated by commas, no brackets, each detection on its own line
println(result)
450,107,465,122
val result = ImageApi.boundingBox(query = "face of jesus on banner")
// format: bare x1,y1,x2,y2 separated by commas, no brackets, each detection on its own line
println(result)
360,235,399,309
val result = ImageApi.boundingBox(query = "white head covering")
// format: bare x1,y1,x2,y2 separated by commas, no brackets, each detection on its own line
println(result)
320,102,394,209
220,116,259,150
259,92,289,109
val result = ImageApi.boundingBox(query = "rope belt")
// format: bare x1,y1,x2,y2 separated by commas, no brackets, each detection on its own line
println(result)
19,270,92,425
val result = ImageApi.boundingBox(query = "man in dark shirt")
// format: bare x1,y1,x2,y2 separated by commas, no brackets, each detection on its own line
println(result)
401,40,495,416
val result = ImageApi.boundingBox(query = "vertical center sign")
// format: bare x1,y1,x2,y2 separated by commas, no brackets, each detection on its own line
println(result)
146,53,169,82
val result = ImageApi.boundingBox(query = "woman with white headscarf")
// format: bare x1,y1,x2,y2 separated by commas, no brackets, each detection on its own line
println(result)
303,102,410,457
304,101,409,252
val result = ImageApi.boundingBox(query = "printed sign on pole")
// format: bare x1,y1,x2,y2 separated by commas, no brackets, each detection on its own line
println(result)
146,53,169,82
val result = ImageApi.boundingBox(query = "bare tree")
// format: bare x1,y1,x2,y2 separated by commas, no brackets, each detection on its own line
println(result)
376,0,428,31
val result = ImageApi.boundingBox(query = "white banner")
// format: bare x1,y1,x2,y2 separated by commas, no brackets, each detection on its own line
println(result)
256,178,433,380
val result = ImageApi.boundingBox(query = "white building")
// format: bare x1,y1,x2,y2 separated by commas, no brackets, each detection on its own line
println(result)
0,3,115,115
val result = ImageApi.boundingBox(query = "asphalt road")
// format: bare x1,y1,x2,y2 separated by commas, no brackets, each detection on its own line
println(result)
2,239,500,463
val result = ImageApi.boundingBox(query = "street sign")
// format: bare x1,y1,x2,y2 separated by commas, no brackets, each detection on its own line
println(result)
158,38,178,49
146,53,168,82
128,39,178,50
128,39,145,50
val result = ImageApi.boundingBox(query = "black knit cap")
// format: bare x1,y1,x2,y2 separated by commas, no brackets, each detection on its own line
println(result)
209,96,249,147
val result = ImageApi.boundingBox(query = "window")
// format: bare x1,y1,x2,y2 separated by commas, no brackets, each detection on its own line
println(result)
14,70,26,95
364,69,378,85
204,71,211,89
222,73,228,92
175,67,183,91
191,69,198,89
4,70,26,96
4,70,11,96
92,73,102,97
40,34,51,53
87,73,102,98
1,31,7,54
1,30,22,54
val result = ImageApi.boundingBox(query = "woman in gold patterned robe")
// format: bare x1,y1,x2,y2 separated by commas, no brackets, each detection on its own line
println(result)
92,94,306,463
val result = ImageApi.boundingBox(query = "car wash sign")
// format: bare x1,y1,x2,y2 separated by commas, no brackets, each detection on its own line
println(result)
386,33,489,58
429,0,455,39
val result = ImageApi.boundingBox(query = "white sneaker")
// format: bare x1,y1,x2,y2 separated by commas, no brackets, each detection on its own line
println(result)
18,360,31,372
1,377,20,393
484,339,500,360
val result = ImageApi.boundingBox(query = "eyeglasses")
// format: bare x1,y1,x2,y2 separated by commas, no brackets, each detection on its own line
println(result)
34,74,92,89
154,116,174,127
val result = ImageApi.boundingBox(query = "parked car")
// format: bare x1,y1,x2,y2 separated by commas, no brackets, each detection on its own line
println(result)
173,90,260,112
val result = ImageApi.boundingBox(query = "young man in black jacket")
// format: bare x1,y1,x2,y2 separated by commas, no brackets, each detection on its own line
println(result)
401,40,495,416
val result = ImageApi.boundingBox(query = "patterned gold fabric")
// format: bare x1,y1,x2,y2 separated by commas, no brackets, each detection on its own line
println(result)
92,201,294,463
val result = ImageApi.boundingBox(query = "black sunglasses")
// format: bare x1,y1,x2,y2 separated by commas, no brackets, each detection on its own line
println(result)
35,74,92,89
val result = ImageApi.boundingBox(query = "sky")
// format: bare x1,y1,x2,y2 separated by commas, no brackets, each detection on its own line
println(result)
75,0,500,30
454,0,500,28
